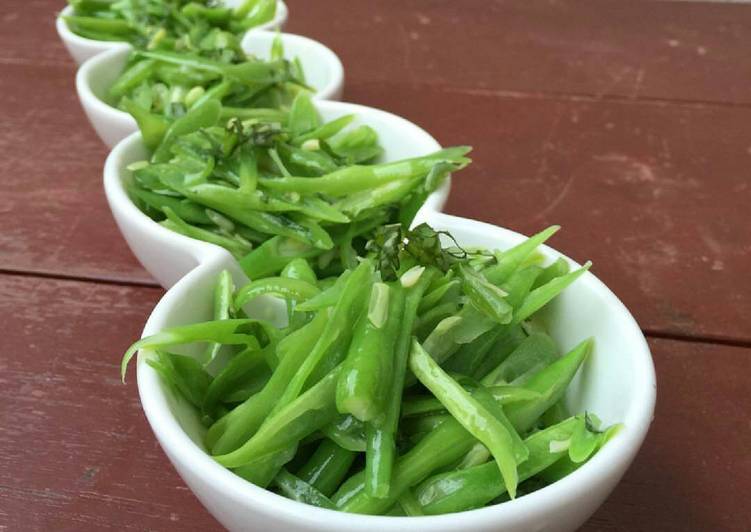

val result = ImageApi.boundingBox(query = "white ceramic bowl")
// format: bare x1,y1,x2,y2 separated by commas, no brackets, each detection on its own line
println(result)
104,100,451,288
77,31,344,148
133,209,656,532
56,1,289,65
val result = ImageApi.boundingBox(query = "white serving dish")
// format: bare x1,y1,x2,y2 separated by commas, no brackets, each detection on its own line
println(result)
104,100,451,288
77,30,344,148
132,209,656,531
56,1,289,65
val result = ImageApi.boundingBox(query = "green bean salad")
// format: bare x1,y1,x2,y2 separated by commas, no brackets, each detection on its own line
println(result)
108,34,309,126
122,223,620,515
65,0,277,47
126,94,471,277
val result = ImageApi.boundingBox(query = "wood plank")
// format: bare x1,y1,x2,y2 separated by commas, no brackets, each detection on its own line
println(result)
283,0,751,104
0,62,153,285
0,274,748,529
0,274,217,530
344,81,751,341
8,0,751,105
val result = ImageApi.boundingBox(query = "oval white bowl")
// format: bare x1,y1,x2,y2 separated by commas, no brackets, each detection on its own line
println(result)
57,1,289,65
104,100,451,288
77,31,344,148
134,210,656,532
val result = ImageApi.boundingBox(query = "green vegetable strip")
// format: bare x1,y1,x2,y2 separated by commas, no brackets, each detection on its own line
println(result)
233,276,320,310
409,340,521,499
273,469,336,509
259,147,471,196
214,366,342,468
334,416,475,514
296,439,356,497
415,416,581,514
207,312,328,454
268,260,372,418
203,270,235,366
505,338,593,433
121,319,256,382
482,226,560,285
336,283,404,422
365,270,433,498
481,332,558,386
201,346,266,422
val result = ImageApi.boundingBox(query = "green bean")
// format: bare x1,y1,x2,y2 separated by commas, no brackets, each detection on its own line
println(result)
458,264,513,324
296,439,356,496
334,416,474,514
214,365,342,468
505,338,592,432
292,115,355,145
201,346,266,422
398,489,424,516
365,269,433,498
321,414,366,452
146,351,212,409
233,0,277,28
160,214,250,260
409,340,522,498
233,276,319,310
401,386,541,418
481,332,559,386
152,99,221,163
239,236,321,280
273,469,336,509
514,263,591,323
267,260,372,420
415,416,581,514
235,445,296,488
127,184,210,224
327,125,383,164
259,147,471,196
207,311,328,454
109,59,157,100
533,257,570,289
121,319,257,382
64,15,134,36
482,226,560,284
121,99,168,151
203,270,235,365
337,282,404,422
288,92,321,137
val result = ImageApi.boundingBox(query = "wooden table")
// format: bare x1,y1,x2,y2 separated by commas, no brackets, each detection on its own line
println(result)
1,1,749,529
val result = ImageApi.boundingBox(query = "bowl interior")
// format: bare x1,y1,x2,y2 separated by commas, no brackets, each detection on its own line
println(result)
137,211,654,527
85,48,130,105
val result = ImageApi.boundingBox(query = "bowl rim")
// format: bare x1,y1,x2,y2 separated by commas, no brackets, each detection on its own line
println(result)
57,0,289,56
76,29,345,136
135,209,656,530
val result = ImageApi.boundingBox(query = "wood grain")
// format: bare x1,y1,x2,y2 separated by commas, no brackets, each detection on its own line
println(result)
283,0,751,105
0,274,217,530
0,274,749,530
0,62,152,285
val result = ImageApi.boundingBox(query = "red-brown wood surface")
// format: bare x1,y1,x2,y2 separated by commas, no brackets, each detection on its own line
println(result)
1,1,749,530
